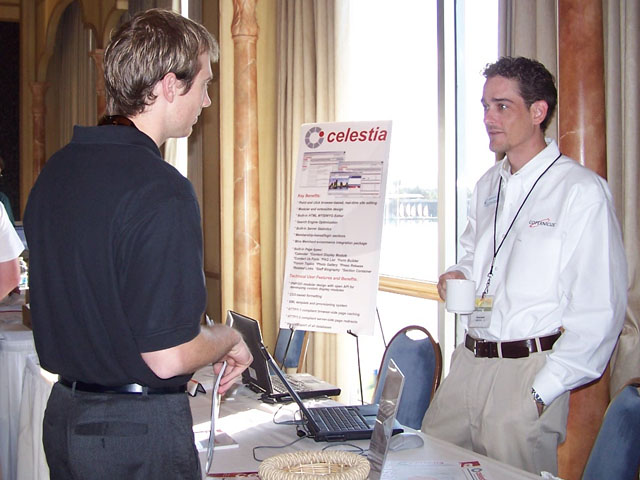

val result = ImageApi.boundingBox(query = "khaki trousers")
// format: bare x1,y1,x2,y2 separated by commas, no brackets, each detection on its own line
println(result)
422,344,569,475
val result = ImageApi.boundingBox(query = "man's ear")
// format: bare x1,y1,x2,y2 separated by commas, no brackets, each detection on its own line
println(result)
159,72,178,102
530,100,548,127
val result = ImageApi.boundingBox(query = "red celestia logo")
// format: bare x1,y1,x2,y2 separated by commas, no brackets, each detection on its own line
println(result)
304,125,389,149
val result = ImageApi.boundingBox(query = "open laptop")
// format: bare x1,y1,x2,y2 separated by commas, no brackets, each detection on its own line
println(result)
229,311,341,403
260,341,405,442
366,358,405,479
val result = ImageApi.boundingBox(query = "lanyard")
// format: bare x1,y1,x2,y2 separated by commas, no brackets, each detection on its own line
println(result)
481,153,562,298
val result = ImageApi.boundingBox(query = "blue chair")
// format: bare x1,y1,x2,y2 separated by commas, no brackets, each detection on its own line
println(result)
274,328,310,371
372,325,442,430
582,378,640,480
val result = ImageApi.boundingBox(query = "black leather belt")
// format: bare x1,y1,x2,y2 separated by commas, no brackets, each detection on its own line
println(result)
465,332,561,359
58,377,186,395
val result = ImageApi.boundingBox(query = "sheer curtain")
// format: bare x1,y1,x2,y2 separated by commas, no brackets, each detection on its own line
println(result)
604,0,640,396
275,0,338,384
498,0,558,139
45,1,96,157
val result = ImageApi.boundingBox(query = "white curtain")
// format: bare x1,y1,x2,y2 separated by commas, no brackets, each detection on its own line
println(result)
604,0,640,395
275,0,337,384
498,0,558,140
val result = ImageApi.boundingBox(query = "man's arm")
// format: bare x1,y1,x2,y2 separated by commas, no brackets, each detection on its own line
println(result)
141,324,252,394
532,183,627,405
0,257,20,299
437,182,481,301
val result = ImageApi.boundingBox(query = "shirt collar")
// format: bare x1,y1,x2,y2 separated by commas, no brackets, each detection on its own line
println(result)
499,139,561,188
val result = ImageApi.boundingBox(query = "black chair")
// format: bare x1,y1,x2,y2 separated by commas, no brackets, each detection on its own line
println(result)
582,378,640,480
372,325,442,430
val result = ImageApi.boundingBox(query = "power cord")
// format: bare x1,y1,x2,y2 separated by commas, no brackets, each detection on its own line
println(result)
322,443,367,456
272,404,305,426
252,434,308,462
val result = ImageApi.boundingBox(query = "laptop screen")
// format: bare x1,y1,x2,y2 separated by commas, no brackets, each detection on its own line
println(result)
228,310,274,393
367,358,405,480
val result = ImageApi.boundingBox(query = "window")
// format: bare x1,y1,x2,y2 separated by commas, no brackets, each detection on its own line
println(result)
336,0,498,404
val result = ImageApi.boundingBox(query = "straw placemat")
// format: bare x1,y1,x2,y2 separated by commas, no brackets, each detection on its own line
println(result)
258,450,370,480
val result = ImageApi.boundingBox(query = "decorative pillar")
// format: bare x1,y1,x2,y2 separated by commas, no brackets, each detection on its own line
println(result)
231,0,263,323
30,82,49,181
558,0,607,178
89,49,106,120
557,1,609,479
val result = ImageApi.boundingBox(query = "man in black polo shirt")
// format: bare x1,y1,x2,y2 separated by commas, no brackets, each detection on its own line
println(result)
23,9,251,479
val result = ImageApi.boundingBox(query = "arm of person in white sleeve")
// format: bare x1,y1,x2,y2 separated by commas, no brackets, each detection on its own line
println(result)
0,257,20,299
532,181,628,405
438,187,479,300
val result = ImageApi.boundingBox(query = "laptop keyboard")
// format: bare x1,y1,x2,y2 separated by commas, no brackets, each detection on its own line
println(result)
272,375,311,394
310,406,369,432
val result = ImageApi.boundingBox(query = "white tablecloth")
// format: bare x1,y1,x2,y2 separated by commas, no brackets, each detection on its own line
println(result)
189,368,540,480
16,354,55,480
0,324,36,480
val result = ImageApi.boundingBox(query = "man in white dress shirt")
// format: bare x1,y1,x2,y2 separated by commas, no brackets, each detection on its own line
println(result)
422,56,628,475
0,203,22,299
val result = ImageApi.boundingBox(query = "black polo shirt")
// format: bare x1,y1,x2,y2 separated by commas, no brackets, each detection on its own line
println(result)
24,125,206,388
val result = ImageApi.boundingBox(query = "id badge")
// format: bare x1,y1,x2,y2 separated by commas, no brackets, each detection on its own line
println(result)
469,296,493,328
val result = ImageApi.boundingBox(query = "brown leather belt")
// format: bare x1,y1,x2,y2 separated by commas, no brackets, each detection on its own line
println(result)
465,332,561,359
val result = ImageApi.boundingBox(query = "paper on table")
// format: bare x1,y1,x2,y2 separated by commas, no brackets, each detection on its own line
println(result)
380,460,474,479
195,429,238,452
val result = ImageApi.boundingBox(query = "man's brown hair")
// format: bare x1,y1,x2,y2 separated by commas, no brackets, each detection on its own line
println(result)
104,8,218,117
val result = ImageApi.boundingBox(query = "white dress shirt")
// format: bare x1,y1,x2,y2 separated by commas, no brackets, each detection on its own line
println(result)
0,203,23,262
452,139,628,404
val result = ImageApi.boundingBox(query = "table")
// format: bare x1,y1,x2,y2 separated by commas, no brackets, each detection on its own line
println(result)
189,369,540,480
6,357,541,480
0,320,36,480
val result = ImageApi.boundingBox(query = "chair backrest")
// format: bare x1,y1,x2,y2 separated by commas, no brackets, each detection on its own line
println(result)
372,325,442,430
582,378,640,480
273,328,310,371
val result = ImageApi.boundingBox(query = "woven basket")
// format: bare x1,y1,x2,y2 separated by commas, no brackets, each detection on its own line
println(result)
258,450,370,480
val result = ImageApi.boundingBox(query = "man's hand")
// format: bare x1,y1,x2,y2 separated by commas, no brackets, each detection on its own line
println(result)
214,339,252,394
437,270,466,301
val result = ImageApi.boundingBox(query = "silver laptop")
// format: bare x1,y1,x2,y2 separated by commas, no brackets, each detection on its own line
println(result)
229,311,341,403
367,358,405,479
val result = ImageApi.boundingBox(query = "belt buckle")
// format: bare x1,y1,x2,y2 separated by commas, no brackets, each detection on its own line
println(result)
474,338,489,357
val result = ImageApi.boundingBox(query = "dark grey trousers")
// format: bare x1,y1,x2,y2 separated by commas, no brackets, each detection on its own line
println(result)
43,382,201,480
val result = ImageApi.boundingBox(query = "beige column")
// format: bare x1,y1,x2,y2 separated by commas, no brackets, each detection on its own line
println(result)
30,82,49,181
89,49,106,120
556,1,609,479
232,0,263,323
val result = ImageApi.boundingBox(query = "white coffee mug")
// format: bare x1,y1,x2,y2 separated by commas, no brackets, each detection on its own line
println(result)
445,279,476,314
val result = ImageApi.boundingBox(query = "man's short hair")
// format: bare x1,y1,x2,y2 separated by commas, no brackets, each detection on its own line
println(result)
104,8,219,117
483,56,557,133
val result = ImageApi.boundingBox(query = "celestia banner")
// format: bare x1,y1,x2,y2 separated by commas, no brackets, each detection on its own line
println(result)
279,121,392,335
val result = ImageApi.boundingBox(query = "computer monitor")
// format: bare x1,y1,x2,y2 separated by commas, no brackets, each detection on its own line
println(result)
13,223,27,250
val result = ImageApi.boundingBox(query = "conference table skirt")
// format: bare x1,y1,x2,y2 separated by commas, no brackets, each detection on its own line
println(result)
16,354,54,480
0,324,36,480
